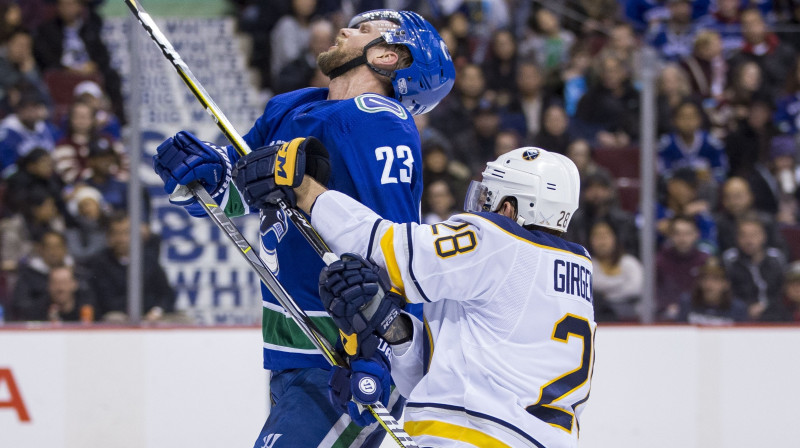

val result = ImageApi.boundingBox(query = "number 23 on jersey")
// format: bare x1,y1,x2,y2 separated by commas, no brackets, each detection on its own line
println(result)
375,146,414,184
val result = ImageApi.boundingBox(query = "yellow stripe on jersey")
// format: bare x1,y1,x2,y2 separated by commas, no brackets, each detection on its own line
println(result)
379,226,406,295
465,214,591,263
405,420,512,448
423,317,434,374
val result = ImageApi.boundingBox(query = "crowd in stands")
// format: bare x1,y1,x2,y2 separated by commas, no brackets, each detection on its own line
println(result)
1,0,800,325
230,0,800,324
0,0,173,324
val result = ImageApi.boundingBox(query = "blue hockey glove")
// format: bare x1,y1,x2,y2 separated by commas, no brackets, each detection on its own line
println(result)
231,136,330,210
319,253,405,358
153,131,231,206
328,340,393,427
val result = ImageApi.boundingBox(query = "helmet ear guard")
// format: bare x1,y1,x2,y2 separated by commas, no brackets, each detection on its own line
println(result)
464,148,581,232
347,10,456,115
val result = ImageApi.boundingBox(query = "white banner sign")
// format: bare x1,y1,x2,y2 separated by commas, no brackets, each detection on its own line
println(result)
104,18,266,324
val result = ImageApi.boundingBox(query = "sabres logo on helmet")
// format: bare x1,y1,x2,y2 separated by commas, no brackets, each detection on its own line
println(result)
522,148,540,161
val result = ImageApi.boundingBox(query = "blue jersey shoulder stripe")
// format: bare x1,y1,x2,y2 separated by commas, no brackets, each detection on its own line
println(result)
468,212,591,261
406,402,546,448
406,222,432,303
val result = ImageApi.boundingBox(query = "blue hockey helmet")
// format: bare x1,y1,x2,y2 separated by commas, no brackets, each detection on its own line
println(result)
347,10,455,115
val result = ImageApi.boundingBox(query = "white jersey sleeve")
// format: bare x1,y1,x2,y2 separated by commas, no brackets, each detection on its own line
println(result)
386,314,426,398
311,190,518,304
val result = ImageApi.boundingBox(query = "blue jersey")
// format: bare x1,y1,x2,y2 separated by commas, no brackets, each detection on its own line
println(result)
0,115,57,172
217,88,424,370
657,130,728,183
774,93,800,135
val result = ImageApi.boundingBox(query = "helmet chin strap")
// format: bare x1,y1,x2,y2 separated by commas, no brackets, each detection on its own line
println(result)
326,37,394,81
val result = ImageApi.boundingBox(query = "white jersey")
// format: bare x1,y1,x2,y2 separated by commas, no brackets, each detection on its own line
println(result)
312,191,596,448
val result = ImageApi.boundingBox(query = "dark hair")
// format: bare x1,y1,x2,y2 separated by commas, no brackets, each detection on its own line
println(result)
4,27,31,44
67,99,97,135
671,99,709,129
690,258,732,310
16,91,45,109
487,28,516,61
785,58,800,94
669,214,698,232
729,60,764,103
736,211,766,233
36,229,67,246
17,147,50,171
589,219,624,265
106,211,129,232
668,166,699,189
26,186,54,209
583,170,614,189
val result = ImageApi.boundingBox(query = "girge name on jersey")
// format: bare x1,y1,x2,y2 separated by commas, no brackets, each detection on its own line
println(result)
552,258,592,303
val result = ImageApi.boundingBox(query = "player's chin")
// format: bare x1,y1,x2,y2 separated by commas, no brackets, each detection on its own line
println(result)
317,52,344,75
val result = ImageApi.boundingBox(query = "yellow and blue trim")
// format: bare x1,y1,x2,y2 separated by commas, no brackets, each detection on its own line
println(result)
465,212,591,262
380,226,406,296
405,223,432,303
405,402,546,448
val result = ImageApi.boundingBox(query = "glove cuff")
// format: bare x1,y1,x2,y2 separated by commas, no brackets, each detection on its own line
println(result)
206,141,232,197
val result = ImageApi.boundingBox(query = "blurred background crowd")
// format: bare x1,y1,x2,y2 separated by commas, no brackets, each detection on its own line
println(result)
1,0,799,325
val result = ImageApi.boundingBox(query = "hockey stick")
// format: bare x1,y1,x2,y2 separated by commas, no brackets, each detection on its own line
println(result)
124,2,417,446
124,0,337,265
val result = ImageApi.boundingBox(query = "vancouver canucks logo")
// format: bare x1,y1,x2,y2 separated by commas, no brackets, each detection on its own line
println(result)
523,148,540,161
260,209,289,274
355,94,408,119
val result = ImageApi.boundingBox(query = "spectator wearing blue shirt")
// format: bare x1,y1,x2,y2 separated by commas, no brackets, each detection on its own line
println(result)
646,0,700,61
695,0,744,57
83,140,151,222
561,43,592,117
0,92,57,173
658,100,728,183
774,58,800,135
626,0,668,32
625,0,710,32
83,141,123,205
657,167,718,254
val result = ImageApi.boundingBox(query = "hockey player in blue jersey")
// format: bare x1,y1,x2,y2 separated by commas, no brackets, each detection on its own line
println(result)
151,9,455,448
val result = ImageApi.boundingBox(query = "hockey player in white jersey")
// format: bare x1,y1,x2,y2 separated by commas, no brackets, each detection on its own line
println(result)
237,143,596,447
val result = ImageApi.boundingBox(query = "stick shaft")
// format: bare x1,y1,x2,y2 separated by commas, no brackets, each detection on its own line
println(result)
125,2,416,445
123,0,337,263
191,183,343,364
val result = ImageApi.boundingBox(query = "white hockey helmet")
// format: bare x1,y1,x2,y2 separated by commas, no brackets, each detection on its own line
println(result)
463,147,581,232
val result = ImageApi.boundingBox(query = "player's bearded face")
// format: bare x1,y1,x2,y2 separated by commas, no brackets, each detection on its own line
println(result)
317,19,397,77
317,38,362,76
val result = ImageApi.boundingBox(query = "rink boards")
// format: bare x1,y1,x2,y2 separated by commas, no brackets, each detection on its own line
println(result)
1,325,799,448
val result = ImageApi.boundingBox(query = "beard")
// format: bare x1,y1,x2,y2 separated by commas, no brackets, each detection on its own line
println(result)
317,43,362,77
